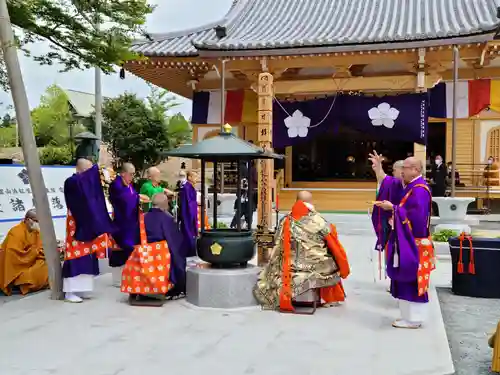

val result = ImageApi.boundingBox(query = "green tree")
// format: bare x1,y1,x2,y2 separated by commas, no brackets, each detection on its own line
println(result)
146,84,191,148
0,125,16,147
31,84,87,147
39,145,73,165
1,0,154,89
102,92,170,174
31,85,73,147
167,112,192,147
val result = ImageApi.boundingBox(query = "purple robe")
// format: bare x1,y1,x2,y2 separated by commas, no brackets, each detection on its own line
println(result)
62,165,113,279
64,165,114,242
145,208,186,294
387,176,432,303
371,176,403,251
108,175,140,267
178,181,198,257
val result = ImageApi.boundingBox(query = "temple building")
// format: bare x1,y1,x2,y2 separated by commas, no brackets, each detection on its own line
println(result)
126,0,500,213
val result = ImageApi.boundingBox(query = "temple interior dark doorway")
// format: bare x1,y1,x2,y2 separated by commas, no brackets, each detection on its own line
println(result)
290,124,414,182
426,122,447,165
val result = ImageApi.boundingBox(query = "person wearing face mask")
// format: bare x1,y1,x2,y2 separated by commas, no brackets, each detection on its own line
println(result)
484,156,500,186
430,155,447,197
108,163,150,286
0,209,49,295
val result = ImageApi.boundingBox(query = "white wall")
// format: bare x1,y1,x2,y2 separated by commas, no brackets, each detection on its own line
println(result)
479,120,500,162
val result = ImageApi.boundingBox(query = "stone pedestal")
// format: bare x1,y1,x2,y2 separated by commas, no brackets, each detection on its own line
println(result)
432,197,477,234
186,265,260,309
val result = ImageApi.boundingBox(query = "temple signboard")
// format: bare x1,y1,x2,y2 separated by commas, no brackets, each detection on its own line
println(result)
0,165,74,222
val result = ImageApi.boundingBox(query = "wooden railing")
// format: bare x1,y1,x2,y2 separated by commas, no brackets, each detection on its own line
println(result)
426,163,500,213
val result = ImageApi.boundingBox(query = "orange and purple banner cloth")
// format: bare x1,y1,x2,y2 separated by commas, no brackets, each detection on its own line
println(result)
429,79,500,119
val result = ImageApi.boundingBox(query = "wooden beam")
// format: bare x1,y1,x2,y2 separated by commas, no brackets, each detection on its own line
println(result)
441,67,500,80
134,45,485,69
271,74,440,94
196,78,251,91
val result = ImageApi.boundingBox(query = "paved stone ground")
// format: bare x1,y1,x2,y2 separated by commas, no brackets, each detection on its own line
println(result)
0,230,454,375
437,288,500,375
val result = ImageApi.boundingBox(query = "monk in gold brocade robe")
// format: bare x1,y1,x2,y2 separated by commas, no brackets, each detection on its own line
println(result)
254,191,350,311
0,209,49,295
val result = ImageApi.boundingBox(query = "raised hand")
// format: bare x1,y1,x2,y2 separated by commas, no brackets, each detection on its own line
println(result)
368,150,383,170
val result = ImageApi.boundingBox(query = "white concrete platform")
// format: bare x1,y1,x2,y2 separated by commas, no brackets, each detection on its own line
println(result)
0,233,454,375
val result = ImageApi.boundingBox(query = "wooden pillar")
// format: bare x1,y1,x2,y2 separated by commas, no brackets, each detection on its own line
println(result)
257,72,274,265
414,143,427,175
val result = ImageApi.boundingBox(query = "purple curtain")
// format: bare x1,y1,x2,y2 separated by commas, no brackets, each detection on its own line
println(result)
272,96,341,148
272,93,428,148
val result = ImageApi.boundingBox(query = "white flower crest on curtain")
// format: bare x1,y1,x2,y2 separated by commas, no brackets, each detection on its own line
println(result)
368,103,400,128
284,110,311,138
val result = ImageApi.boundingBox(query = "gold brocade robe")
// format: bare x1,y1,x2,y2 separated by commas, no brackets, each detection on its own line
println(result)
254,209,342,310
0,222,49,295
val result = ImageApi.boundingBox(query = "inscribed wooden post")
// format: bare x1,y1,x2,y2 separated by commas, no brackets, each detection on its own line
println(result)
257,72,274,265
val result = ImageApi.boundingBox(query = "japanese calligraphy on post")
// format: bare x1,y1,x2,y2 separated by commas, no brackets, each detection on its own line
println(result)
0,165,74,221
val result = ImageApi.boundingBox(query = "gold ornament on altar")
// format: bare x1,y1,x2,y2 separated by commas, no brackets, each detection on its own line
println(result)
210,242,223,255
223,123,232,133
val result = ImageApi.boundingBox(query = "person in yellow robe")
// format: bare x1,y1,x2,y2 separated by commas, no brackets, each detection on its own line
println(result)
0,209,49,295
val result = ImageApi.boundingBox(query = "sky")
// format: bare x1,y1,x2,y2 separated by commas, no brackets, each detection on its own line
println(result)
0,0,234,117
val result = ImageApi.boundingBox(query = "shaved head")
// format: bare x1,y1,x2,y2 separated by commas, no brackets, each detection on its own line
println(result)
402,157,423,183
76,158,92,173
147,166,159,176
151,193,168,209
122,163,135,174
147,166,161,183
25,208,37,220
187,170,198,184
121,163,135,185
406,157,423,172
297,190,313,203
24,208,39,231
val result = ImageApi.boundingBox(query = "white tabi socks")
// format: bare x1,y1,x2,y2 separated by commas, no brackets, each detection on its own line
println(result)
65,293,83,303
392,299,428,329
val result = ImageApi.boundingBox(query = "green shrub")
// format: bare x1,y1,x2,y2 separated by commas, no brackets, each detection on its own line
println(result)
216,222,228,229
39,145,72,165
432,229,458,242
0,126,16,147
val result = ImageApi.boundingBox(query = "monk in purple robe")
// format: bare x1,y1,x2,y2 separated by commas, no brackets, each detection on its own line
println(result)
374,157,435,329
63,158,115,303
125,193,186,304
178,170,198,257
108,163,149,272
371,158,404,252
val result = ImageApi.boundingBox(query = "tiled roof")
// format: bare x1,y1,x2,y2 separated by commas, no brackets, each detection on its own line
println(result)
65,89,96,118
132,0,500,56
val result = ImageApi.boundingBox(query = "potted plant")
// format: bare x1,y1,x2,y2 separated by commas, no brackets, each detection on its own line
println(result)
432,229,458,256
